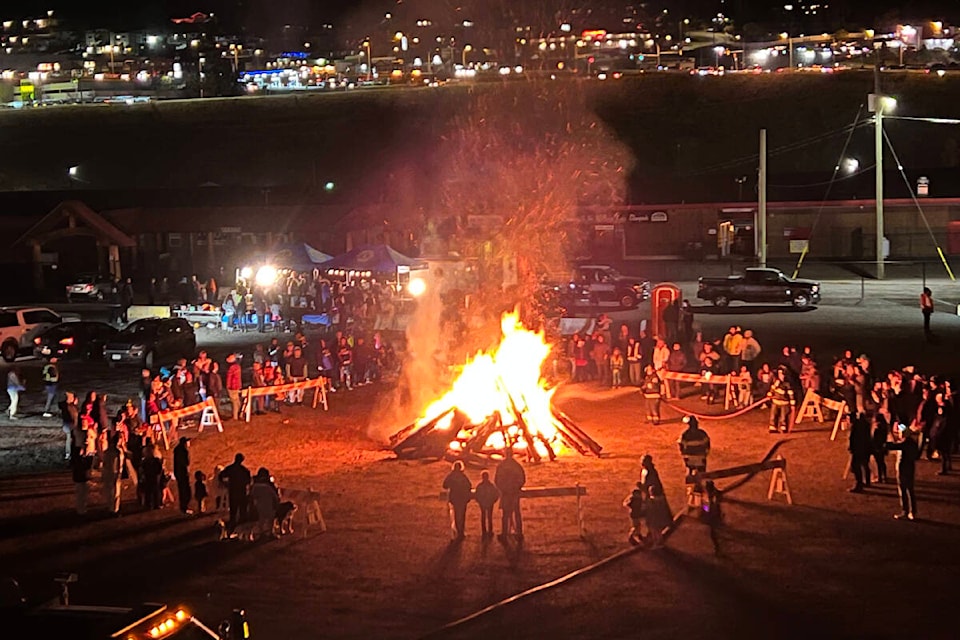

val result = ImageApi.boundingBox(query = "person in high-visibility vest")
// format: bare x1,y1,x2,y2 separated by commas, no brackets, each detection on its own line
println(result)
41,357,60,418
678,415,711,473
641,365,663,425
767,366,796,433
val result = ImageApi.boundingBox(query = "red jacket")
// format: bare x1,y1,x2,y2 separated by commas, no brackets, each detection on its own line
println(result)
226,363,242,390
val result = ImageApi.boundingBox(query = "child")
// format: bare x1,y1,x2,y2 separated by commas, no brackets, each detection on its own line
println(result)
736,365,753,408
160,472,176,507
609,348,625,388
622,482,646,546
194,470,209,513
702,480,723,556
212,464,228,511
473,471,500,538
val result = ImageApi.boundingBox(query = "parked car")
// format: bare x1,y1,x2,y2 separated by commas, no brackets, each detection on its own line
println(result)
33,321,118,361
697,267,821,308
66,274,117,302
544,264,651,309
105,318,196,367
0,306,63,362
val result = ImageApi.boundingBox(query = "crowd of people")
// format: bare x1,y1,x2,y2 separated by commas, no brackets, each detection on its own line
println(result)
152,272,410,336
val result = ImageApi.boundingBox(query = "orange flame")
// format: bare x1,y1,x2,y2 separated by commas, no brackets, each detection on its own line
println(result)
417,311,562,457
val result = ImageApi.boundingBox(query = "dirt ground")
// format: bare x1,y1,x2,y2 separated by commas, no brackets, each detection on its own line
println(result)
2,297,960,638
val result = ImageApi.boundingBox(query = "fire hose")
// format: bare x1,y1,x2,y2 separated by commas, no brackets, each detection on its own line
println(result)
660,397,767,420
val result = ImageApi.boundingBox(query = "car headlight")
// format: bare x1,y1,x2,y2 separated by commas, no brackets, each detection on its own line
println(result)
811,285,819,292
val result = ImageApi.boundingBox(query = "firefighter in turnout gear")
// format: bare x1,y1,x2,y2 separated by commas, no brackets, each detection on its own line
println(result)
768,366,796,433
641,365,663,425
678,416,711,473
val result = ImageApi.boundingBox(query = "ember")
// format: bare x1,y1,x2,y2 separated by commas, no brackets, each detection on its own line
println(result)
390,312,601,461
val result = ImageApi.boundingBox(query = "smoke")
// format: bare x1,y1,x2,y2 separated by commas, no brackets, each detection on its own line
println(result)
369,82,634,443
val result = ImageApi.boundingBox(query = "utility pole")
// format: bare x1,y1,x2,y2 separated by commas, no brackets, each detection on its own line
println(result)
758,129,768,267
873,53,885,279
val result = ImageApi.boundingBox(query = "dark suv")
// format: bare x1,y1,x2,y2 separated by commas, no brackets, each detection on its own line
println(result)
104,317,196,367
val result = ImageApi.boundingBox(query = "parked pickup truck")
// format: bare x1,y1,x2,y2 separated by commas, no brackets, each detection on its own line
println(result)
697,268,821,308
544,264,651,309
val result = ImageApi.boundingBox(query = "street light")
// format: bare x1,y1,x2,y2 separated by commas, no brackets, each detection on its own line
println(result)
107,45,115,72
198,56,205,98
462,44,472,68
362,40,372,81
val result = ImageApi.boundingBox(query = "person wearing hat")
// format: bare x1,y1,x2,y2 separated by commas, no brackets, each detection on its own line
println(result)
767,366,796,433
41,357,60,418
225,354,242,420
173,436,192,514
678,416,711,475
251,467,280,539
442,461,473,540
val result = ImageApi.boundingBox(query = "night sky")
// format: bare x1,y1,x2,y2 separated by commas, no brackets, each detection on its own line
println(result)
7,1,960,35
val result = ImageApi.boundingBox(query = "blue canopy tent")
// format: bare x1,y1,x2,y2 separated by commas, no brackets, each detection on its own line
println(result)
269,243,333,271
322,244,426,276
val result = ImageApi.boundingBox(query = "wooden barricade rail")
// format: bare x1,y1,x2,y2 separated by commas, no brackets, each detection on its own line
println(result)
440,484,588,538
155,397,223,447
242,377,329,422
795,389,849,440
688,455,792,506
659,371,734,409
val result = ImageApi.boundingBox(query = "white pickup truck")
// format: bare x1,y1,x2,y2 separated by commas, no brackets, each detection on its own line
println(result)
0,306,63,361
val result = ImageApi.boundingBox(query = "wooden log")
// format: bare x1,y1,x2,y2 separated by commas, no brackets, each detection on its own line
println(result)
389,407,455,448
552,408,603,456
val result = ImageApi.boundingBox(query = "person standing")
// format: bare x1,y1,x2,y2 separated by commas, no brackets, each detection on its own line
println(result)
767,367,796,433
641,365,663,425
740,330,761,375
101,433,124,515
173,437,192,514
929,392,953,476
702,480,724,556
678,299,695,346
609,347,625,389
442,461,473,540
626,337,642,386
250,467,280,539
920,287,934,341
474,470,500,538
495,449,526,541
285,345,308,404
622,482,646,546
219,453,252,532
139,444,164,510
6,367,24,420
41,357,60,418
225,354,242,420
848,415,873,493
888,425,920,520
120,278,134,322
678,416,711,474
59,391,79,461
71,443,93,515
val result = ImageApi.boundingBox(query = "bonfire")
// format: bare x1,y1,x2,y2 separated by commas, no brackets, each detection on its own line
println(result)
389,312,602,462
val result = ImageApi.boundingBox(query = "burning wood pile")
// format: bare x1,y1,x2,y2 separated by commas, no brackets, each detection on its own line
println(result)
389,312,602,462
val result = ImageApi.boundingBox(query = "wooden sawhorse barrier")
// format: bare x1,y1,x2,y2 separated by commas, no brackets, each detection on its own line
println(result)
155,397,223,447
794,389,849,440
241,377,329,422
440,484,588,538
686,455,792,509
660,371,734,410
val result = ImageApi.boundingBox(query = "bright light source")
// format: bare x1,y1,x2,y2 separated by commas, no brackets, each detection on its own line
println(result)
882,96,897,111
407,277,427,297
255,265,278,287
240,266,253,280
842,157,859,174
68,166,78,177
938,69,946,77
560,23,572,33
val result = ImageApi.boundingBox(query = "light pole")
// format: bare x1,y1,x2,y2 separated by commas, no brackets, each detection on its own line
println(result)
107,45,115,72
462,44,472,68
363,40,372,81
230,44,242,73
871,92,895,279
199,56,205,98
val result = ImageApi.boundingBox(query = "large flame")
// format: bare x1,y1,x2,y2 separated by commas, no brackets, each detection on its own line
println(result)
417,311,562,457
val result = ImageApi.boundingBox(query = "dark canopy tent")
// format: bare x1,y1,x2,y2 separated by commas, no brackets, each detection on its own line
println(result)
322,244,425,274
269,243,333,271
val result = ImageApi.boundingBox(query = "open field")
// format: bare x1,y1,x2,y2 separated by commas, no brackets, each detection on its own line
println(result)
1,292,959,638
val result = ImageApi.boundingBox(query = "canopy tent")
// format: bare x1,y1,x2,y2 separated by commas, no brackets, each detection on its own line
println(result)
322,244,426,275
269,243,333,271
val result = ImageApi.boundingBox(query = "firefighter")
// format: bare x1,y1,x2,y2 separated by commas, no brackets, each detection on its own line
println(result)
767,366,796,433
678,415,711,474
641,365,663,425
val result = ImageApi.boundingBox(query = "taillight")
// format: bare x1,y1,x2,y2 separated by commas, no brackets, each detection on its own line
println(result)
59,337,75,346
34,337,42,345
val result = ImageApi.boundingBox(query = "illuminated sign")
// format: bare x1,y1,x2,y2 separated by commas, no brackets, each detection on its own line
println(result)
581,30,607,40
